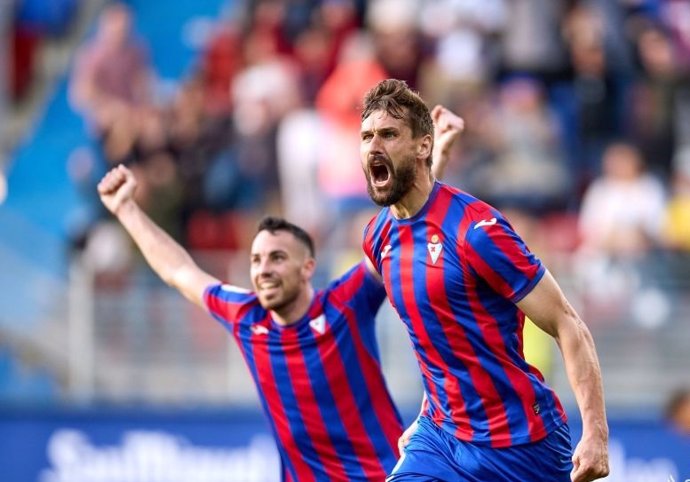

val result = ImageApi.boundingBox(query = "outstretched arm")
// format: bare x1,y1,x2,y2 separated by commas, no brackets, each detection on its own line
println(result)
517,271,609,482
98,164,221,308
431,105,464,180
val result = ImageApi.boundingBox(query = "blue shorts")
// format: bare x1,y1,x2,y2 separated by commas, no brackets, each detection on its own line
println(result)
387,416,573,481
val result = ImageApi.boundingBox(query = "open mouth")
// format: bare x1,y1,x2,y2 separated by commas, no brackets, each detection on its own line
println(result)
369,159,392,187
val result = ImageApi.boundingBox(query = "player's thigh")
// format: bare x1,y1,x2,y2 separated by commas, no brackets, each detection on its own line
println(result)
385,449,453,482
387,417,470,482
482,423,573,481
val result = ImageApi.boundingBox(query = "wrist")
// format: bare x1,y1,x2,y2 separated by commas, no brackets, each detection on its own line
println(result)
115,197,137,218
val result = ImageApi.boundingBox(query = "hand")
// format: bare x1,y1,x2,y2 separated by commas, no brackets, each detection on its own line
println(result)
432,105,464,158
97,164,138,216
570,434,609,482
431,105,464,179
397,419,419,456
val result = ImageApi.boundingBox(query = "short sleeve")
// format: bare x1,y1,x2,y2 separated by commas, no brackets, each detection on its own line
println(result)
463,214,545,303
204,283,258,328
327,262,386,319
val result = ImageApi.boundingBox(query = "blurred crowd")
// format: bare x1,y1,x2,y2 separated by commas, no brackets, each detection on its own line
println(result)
66,0,690,286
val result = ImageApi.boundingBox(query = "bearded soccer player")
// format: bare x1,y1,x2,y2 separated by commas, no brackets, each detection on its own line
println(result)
359,79,609,482
97,106,463,482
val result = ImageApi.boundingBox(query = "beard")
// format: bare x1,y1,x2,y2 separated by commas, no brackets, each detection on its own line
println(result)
365,155,417,207
256,281,301,312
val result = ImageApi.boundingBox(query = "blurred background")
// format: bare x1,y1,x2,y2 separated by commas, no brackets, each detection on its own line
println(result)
0,0,689,480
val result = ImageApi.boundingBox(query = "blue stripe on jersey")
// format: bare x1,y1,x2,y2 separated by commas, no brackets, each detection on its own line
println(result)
324,301,399,466
297,320,367,480
436,200,494,439
392,224,454,422
463,282,530,442
239,326,300,482
413,219,493,440
268,329,327,480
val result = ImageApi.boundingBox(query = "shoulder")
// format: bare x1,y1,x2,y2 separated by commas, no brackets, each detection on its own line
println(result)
324,261,385,305
205,283,261,315
436,183,501,240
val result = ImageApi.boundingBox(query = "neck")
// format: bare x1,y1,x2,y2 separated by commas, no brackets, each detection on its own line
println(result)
390,171,435,219
270,285,315,326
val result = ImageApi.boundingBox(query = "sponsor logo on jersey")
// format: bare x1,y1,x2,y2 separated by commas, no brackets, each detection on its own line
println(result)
251,325,269,336
474,217,497,229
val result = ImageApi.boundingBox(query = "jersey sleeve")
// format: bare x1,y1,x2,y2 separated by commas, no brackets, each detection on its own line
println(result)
463,213,545,303
362,219,381,275
203,283,257,329
328,261,386,320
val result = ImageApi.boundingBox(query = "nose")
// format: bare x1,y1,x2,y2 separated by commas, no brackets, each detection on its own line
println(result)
365,134,384,160
253,257,272,278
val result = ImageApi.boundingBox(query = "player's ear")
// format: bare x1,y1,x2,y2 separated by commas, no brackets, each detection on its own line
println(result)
301,257,316,281
417,134,432,162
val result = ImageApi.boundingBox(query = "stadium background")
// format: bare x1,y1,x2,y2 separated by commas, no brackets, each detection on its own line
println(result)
0,0,688,480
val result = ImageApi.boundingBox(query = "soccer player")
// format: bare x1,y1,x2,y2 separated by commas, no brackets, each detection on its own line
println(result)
97,106,464,482
359,79,609,482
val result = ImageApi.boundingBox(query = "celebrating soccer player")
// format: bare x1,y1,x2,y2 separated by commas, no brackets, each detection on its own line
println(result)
97,105,463,482
360,79,609,482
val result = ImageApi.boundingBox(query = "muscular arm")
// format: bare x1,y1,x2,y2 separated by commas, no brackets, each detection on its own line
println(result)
517,270,609,482
98,165,221,308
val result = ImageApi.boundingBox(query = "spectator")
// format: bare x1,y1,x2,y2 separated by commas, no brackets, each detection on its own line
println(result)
578,142,666,258
468,76,569,213
629,23,687,181
69,2,153,140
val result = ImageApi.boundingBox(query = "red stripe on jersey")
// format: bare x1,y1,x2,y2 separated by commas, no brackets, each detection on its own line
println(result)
422,190,500,440
398,224,466,430
464,244,517,300
308,302,389,480
329,285,403,457
362,218,384,270
460,249,548,444
484,225,541,299
238,314,317,482
280,328,345,480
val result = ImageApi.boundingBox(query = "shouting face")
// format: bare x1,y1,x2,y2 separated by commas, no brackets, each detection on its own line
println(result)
360,110,428,206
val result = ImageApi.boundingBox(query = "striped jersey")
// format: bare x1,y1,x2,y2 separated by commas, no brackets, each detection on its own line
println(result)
204,262,403,481
362,181,567,448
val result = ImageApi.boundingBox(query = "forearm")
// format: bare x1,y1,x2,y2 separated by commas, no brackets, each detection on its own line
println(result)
116,199,197,288
431,147,450,180
557,319,608,439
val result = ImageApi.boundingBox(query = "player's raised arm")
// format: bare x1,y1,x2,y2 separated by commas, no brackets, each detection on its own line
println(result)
430,105,464,180
97,164,221,308
516,271,609,482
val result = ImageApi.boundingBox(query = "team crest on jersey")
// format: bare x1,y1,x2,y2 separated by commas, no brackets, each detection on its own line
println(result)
427,234,443,264
251,324,269,336
381,244,392,259
309,314,327,335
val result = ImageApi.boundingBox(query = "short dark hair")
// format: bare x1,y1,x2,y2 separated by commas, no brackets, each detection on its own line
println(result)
362,79,434,167
257,216,315,257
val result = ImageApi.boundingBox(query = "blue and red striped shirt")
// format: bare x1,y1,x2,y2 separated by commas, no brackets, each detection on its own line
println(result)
204,262,403,481
363,181,567,448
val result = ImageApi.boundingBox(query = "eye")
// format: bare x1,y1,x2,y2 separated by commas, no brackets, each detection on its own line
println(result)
383,131,397,139
361,133,373,141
